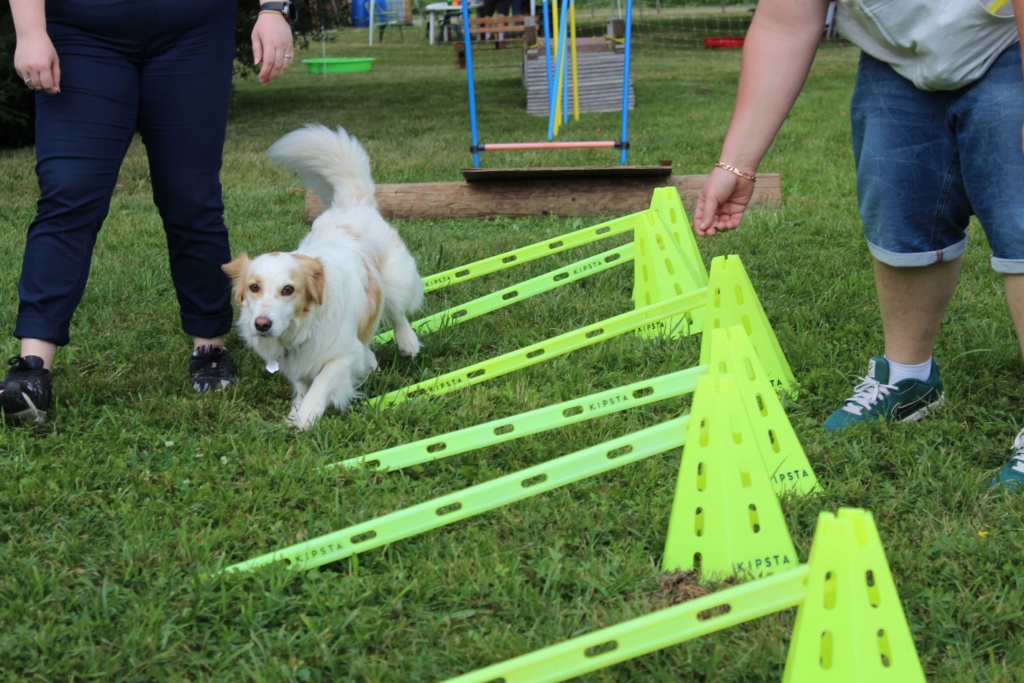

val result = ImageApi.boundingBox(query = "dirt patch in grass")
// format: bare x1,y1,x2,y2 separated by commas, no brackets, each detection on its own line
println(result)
654,570,740,609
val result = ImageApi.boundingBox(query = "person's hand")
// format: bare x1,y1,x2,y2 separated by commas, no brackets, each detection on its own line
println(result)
693,166,755,236
252,12,294,84
15,29,60,95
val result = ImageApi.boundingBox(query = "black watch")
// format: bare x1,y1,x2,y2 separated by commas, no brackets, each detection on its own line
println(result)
260,1,292,20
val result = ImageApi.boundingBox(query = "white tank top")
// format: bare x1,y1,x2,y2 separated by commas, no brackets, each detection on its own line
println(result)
836,0,1018,90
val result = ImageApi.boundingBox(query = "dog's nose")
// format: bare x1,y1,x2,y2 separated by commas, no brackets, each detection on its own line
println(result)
254,317,273,333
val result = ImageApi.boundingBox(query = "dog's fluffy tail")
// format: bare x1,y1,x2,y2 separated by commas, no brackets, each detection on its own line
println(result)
267,124,376,210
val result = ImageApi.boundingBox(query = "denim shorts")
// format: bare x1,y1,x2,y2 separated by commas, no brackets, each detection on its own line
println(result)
850,42,1024,274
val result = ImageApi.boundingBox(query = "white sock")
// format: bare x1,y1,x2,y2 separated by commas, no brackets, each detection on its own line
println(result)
885,357,932,384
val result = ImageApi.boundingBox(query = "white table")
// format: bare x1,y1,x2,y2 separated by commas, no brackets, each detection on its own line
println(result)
425,1,483,45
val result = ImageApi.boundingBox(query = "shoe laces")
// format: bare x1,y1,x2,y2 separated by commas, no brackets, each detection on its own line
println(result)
190,345,236,392
8,355,36,373
1009,429,1024,474
840,375,896,416
5,355,47,380
193,345,228,367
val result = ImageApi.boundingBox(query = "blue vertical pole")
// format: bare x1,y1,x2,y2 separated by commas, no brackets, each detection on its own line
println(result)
619,0,633,165
463,0,481,167
547,0,570,140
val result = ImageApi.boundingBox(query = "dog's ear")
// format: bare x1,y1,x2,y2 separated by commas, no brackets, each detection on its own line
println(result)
294,255,325,309
222,253,251,305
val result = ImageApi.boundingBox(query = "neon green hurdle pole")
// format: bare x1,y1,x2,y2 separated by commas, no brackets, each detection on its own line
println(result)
369,288,706,410
440,565,809,683
422,210,641,292
376,242,635,345
329,365,705,471
222,415,688,574
331,366,708,473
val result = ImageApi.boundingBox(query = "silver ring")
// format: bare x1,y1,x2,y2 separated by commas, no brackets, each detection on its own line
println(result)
24,76,31,84
283,53,293,58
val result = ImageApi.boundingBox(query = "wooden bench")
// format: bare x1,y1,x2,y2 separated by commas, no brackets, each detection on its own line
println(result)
454,14,537,68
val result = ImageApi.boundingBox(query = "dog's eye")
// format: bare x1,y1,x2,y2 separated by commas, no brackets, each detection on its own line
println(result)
281,285,295,296
248,283,260,293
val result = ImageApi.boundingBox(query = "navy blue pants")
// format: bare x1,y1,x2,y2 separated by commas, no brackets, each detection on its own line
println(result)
16,0,238,346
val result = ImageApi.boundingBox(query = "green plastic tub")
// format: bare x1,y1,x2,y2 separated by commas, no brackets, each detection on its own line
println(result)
302,57,375,74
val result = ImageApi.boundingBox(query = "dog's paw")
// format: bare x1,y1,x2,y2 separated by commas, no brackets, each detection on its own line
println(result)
393,321,421,357
395,335,421,357
287,412,317,430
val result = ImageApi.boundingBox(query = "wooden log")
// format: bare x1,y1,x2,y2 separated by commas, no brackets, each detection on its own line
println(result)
302,173,781,222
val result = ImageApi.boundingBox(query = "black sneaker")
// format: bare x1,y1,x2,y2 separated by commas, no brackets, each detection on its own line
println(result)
1,355,52,424
189,345,238,393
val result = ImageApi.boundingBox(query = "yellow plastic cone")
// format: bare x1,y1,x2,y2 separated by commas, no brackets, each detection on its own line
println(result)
782,508,926,682
649,186,708,334
706,326,820,496
632,190,708,340
698,254,798,397
662,373,799,581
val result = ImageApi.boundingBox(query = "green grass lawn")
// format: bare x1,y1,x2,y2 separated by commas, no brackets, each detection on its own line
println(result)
2,21,1023,682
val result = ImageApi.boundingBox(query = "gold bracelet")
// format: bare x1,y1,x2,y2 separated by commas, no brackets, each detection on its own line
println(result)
714,162,756,182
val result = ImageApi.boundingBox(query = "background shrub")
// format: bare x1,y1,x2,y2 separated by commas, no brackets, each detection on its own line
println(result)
0,8,35,149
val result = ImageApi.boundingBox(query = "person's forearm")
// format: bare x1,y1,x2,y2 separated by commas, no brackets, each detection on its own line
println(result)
1013,0,1024,75
9,0,47,38
717,0,829,174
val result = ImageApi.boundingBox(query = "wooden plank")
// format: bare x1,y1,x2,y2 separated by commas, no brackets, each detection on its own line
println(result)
466,14,530,33
526,36,614,55
302,174,781,222
462,165,671,182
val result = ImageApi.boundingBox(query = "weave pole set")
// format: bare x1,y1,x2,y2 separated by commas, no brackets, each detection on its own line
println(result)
217,188,927,682
462,0,633,167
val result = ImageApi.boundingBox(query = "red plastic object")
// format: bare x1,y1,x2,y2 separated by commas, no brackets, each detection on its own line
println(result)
704,37,745,49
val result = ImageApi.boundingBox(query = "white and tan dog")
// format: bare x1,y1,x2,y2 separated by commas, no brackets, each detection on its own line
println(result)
223,124,424,429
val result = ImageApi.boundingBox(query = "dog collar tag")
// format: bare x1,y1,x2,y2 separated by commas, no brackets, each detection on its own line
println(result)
266,360,280,373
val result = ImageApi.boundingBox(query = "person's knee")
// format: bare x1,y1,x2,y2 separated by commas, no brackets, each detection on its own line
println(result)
151,173,225,228
37,164,115,215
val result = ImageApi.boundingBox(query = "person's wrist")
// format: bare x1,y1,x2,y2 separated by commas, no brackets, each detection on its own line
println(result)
14,26,50,42
714,161,756,182
259,1,292,21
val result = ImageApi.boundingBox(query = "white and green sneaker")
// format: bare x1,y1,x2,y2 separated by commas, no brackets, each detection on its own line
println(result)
823,356,945,433
990,426,1024,492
